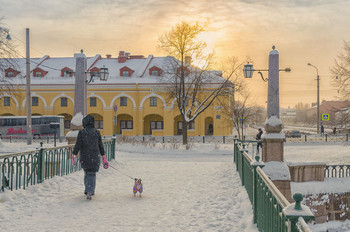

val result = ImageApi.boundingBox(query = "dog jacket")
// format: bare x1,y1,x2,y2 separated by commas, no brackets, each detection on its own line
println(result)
133,182,143,193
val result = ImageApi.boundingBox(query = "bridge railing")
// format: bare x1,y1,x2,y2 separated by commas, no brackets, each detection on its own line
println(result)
1,138,116,192
234,139,314,232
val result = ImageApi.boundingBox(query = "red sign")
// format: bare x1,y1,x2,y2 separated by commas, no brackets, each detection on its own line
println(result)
6,128,37,135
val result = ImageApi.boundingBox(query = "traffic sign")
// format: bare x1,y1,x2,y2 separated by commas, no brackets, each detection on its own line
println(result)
239,117,245,124
114,105,118,112
322,114,329,121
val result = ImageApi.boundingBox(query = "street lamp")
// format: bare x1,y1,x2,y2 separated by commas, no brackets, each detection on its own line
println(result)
307,63,320,135
74,52,109,116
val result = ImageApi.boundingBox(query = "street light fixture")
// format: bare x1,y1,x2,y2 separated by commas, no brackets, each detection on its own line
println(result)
86,66,109,83
243,63,291,82
307,62,320,134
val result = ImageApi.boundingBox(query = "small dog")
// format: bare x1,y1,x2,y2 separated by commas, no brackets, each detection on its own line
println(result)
133,178,143,198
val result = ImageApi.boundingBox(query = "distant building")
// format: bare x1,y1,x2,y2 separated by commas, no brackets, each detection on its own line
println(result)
280,107,296,125
0,51,233,136
307,100,350,126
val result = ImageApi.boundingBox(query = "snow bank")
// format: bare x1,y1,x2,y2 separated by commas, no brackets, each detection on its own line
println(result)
71,112,83,126
262,161,290,180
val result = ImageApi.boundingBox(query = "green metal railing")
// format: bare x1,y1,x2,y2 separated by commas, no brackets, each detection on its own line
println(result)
1,138,116,192
234,139,314,232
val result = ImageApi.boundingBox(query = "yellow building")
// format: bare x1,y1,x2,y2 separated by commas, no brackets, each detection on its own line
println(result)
0,51,233,136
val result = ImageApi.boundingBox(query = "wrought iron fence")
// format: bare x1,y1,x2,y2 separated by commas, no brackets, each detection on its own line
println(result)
234,140,314,232
0,135,66,144
1,138,116,192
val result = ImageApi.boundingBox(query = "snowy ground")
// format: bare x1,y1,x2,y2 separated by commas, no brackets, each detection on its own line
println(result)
0,142,258,232
2,140,350,231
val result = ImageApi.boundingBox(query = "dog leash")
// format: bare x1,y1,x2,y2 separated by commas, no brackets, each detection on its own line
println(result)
109,164,135,180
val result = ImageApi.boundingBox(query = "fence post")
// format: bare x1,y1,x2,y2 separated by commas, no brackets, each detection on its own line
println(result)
347,133,348,142
111,136,116,160
305,134,307,142
326,134,328,142
251,155,265,224
223,136,225,144
283,193,314,232
203,136,205,143
37,142,45,184
233,139,238,165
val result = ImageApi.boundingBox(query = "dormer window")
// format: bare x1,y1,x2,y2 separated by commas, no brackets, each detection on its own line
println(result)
149,66,162,76
120,66,134,77
89,67,100,77
177,66,190,76
61,67,73,77
32,68,47,78
63,71,70,77
122,71,129,77
5,68,20,77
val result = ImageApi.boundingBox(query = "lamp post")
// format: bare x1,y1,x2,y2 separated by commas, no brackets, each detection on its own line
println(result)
307,63,320,135
243,46,291,162
74,51,109,116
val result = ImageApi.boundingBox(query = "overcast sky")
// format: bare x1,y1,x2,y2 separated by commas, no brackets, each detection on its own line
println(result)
1,0,349,108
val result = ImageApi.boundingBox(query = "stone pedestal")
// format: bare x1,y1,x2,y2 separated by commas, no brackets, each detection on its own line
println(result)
288,163,326,182
273,180,293,202
66,124,83,145
262,116,285,162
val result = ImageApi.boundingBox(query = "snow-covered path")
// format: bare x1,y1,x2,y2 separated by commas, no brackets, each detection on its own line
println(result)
0,143,258,232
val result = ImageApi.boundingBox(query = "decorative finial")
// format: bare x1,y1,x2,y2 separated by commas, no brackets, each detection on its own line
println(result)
293,193,303,210
272,45,275,50
80,49,84,53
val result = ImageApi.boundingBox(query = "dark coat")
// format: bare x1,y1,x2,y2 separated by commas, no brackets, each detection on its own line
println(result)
73,115,105,172
256,130,263,140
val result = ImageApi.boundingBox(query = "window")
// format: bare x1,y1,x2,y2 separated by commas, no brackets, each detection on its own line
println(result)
150,97,157,107
95,120,103,129
188,121,195,130
35,71,42,77
122,70,129,77
32,97,38,106
151,70,159,76
64,120,71,129
90,97,97,107
4,97,10,106
61,97,68,107
92,71,99,77
7,71,14,77
120,97,127,106
63,71,71,77
120,120,133,129
150,121,163,129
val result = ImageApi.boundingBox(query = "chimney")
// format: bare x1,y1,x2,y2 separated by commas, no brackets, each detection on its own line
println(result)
106,54,112,59
118,51,127,63
185,56,191,66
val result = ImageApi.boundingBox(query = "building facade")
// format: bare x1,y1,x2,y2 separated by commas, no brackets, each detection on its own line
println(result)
0,51,233,136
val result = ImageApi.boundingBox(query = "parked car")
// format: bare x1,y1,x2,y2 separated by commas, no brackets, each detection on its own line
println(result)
285,130,302,138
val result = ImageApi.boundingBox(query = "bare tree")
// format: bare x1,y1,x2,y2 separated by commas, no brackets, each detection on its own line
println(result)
158,21,234,145
0,25,20,105
294,102,310,125
331,41,350,99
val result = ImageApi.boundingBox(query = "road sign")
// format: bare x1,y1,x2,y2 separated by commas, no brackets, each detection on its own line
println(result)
239,117,245,124
322,114,329,121
114,105,118,112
